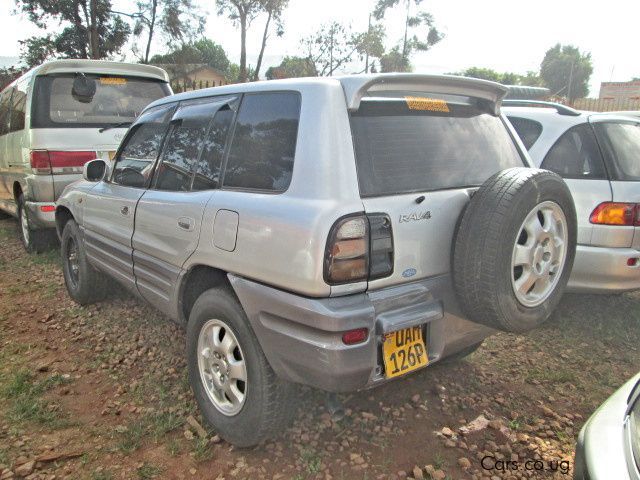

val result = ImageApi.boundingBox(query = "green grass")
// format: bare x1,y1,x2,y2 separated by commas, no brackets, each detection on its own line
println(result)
1,370,70,427
301,449,322,475
192,438,212,463
136,463,163,479
90,471,114,480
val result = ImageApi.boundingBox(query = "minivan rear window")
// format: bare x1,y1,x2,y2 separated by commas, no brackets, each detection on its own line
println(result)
32,74,170,128
351,97,524,197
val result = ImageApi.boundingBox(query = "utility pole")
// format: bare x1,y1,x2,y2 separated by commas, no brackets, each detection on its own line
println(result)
365,14,371,74
329,25,334,75
402,0,410,59
566,60,574,104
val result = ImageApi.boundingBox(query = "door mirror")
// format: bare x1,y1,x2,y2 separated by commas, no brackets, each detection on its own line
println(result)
83,159,107,182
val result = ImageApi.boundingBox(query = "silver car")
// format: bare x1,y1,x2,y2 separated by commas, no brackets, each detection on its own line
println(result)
505,101,640,293
55,74,577,446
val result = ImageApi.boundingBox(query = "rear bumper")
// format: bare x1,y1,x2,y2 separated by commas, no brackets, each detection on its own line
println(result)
25,201,56,229
568,245,640,294
228,274,493,392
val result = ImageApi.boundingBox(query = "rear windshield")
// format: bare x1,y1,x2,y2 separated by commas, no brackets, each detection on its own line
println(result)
593,122,640,181
32,74,170,128
351,96,524,197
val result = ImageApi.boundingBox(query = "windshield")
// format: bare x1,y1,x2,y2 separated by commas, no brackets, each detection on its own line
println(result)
32,74,170,128
351,96,524,197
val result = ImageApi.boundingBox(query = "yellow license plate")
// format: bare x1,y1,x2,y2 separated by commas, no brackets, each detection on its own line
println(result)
383,326,428,378
108,151,117,160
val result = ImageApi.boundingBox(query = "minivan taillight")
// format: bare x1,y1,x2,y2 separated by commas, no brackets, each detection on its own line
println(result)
589,202,640,226
324,213,394,284
30,150,98,174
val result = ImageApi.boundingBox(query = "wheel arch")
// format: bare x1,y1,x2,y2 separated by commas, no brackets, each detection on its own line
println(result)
55,206,75,239
13,181,23,202
178,264,233,324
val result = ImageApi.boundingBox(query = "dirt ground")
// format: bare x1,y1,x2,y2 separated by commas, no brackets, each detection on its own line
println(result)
1,216,639,480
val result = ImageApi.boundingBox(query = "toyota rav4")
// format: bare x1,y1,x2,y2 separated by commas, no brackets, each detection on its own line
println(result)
55,74,577,446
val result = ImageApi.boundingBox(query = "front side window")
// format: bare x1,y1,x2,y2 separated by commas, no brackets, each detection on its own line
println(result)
594,122,640,181
541,124,606,179
508,116,543,150
10,80,27,132
0,89,12,136
154,97,236,192
112,103,175,188
351,96,524,197
223,92,300,191
32,74,170,129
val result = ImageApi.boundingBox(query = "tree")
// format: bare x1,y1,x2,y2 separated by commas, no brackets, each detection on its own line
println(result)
373,0,443,66
252,0,288,81
450,67,543,86
150,39,233,80
265,56,317,79
380,46,411,72
116,0,205,64
216,0,263,82
17,0,130,66
352,18,385,74
540,44,593,102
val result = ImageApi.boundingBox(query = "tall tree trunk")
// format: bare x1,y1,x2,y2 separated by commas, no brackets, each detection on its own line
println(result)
252,10,272,81
402,0,410,59
144,0,158,63
89,0,99,59
239,11,248,82
78,1,90,58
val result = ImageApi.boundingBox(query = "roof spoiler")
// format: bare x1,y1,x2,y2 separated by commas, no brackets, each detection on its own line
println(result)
339,74,509,114
502,99,581,117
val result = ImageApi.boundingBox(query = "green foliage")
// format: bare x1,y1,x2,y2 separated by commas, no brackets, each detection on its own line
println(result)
380,46,412,73
452,67,543,86
17,0,131,66
540,43,593,101
150,39,234,81
265,56,317,80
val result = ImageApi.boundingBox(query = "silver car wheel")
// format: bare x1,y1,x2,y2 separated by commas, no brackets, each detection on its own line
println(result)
511,201,568,308
20,205,30,246
197,319,247,416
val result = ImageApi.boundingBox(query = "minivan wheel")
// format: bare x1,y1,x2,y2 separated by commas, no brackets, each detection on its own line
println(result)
187,288,297,447
17,195,53,253
61,220,107,305
453,168,577,333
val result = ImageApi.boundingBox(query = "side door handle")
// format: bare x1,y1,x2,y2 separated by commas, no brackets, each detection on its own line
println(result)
120,206,129,216
177,217,195,231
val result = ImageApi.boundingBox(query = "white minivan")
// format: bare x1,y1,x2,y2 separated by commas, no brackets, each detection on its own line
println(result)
0,59,171,251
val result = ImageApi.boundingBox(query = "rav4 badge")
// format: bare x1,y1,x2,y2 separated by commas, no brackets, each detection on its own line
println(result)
399,211,431,223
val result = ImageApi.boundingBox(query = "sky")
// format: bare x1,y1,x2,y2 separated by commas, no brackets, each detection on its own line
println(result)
0,0,638,97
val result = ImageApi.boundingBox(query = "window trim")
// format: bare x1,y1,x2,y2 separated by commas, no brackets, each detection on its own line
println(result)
506,115,543,150
541,122,609,181
219,90,302,194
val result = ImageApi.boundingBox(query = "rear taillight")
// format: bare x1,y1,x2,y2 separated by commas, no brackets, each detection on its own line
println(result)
342,328,369,345
324,213,394,284
30,150,98,174
589,202,640,226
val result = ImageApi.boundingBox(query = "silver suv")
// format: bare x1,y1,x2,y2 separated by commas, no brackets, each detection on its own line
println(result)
55,74,577,447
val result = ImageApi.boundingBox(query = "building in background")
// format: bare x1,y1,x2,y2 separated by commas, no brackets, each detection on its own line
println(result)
599,80,640,101
153,63,227,91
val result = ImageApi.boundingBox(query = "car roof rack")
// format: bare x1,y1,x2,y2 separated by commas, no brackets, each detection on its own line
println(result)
501,99,581,116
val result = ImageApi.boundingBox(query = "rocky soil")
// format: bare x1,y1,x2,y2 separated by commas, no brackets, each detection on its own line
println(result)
1,216,639,480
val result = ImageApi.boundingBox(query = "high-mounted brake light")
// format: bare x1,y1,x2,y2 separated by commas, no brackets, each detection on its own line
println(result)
30,150,98,174
589,202,640,226
324,213,394,284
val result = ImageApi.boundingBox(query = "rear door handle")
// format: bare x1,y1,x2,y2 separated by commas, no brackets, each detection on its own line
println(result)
177,217,194,231
120,206,129,216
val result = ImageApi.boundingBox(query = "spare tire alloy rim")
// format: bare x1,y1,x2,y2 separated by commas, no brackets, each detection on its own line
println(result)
66,237,80,288
197,319,247,416
511,201,568,308
20,205,30,245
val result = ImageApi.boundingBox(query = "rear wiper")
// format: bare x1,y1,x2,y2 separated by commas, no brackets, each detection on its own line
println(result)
99,121,132,133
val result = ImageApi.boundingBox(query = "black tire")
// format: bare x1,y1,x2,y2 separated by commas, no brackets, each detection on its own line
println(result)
187,288,297,447
440,341,483,364
61,219,107,305
17,194,56,253
453,168,577,333
0,210,11,220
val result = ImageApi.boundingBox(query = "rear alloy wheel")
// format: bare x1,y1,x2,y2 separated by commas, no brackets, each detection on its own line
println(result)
16,194,54,253
453,168,577,333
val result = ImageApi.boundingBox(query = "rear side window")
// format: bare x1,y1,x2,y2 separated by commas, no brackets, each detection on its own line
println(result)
0,89,11,136
32,74,170,129
223,92,300,191
508,116,543,150
351,97,524,196
594,122,640,181
192,105,235,191
112,103,175,188
10,81,27,132
541,124,606,179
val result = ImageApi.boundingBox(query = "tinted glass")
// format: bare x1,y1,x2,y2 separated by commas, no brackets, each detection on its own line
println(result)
193,106,235,191
594,122,640,181
351,97,524,196
223,92,300,191
32,75,170,128
10,81,27,132
0,89,11,136
508,116,543,150
155,98,231,192
542,124,606,179
112,104,175,188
